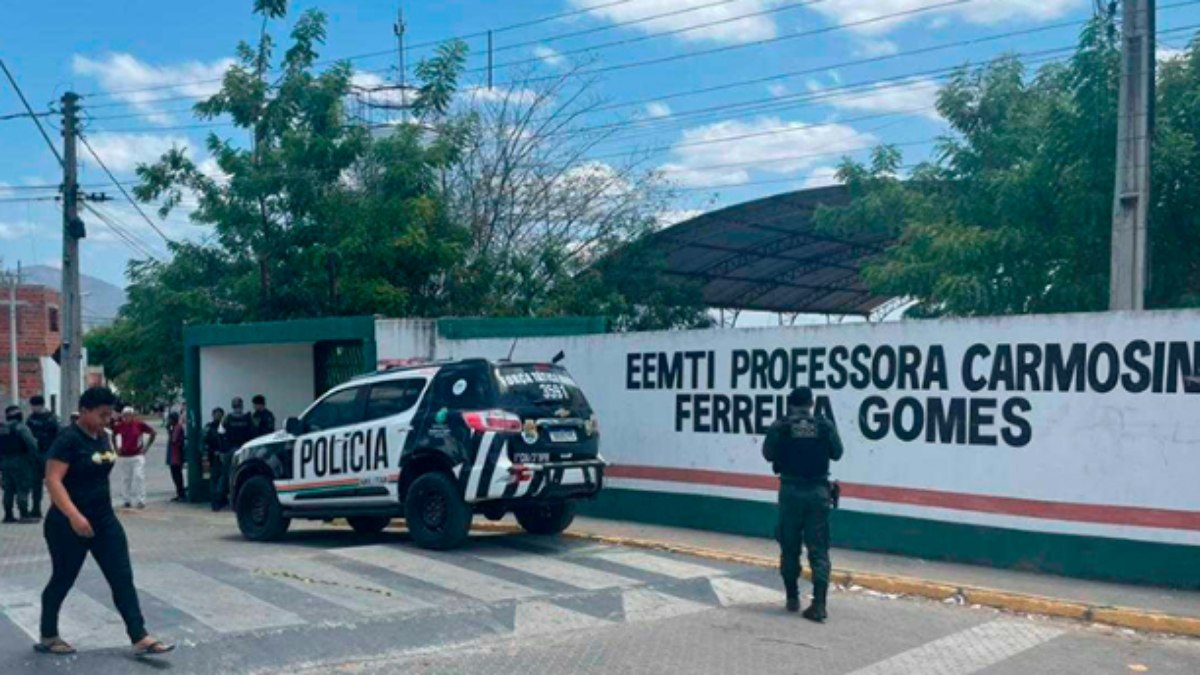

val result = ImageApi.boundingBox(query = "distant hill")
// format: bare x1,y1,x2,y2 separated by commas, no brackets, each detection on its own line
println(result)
17,265,126,330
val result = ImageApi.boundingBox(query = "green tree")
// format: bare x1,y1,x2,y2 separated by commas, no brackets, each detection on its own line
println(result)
815,18,1200,316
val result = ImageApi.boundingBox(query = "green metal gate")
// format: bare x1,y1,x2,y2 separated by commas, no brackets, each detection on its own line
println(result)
313,339,365,397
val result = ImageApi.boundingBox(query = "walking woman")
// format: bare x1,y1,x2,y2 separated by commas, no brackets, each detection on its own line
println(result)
166,411,186,502
36,387,174,656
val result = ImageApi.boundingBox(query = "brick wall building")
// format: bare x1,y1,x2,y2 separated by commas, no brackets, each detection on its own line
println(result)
0,283,62,405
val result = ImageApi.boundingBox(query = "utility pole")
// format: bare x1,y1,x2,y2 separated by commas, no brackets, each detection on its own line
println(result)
1110,0,1155,310
60,93,84,416
4,262,20,408
394,5,407,124
487,30,494,90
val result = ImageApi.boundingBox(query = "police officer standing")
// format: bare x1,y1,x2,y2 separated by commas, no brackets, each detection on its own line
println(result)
26,395,62,519
250,395,275,439
762,386,844,622
213,398,254,511
1,404,39,523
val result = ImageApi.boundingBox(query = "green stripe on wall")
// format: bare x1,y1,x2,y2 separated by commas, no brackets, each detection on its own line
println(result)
578,488,1200,590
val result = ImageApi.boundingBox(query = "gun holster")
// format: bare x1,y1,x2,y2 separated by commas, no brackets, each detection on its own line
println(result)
829,480,841,509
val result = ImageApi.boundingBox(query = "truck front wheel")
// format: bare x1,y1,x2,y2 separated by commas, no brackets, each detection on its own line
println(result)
236,476,291,542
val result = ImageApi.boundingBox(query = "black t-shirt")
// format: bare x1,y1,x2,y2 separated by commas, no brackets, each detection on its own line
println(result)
47,423,117,513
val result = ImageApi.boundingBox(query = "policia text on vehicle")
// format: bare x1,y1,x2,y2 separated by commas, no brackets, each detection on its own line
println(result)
762,386,843,623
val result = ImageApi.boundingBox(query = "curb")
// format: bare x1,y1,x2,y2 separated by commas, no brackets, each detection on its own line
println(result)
342,519,1200,639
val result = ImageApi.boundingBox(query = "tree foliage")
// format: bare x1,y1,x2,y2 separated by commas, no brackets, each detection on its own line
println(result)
815,17,1200,316
90,3,708,401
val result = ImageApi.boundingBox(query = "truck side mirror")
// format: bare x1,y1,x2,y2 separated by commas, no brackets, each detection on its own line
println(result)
285,417,304,436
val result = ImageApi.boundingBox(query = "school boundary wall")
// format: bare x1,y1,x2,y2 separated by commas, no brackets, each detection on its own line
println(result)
403,310,1200,589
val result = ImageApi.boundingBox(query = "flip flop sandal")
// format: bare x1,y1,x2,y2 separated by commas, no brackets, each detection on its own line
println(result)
33,638,77,655
134,640,175,657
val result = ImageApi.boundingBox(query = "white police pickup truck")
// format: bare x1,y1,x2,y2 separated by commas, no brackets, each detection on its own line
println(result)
229,358,605,549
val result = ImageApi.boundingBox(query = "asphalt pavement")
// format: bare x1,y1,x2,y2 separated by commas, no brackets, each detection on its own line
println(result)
0,450,1196,674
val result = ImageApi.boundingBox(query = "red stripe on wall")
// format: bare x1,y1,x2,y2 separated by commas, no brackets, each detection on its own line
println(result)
605,465,1200,532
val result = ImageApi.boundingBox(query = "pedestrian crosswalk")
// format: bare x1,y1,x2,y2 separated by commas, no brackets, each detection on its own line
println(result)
0,538,1073,675
0,539,747,654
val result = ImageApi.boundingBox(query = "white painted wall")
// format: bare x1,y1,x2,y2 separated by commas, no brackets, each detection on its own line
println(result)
383,310,1200,548
199,343,315,422
374,319,437,365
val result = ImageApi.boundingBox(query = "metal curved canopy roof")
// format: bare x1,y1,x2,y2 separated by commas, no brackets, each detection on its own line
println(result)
645,185,894,315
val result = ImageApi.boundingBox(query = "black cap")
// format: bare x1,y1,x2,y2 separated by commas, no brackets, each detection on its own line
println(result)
4,405,20,420
252,395,265,405
30,394,45,406
787,386,814,408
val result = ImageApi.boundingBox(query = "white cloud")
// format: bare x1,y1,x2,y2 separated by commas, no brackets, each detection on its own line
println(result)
1158,46,1186,62
811,0,1080,36
566,0,785,45
533,45,565,68
461,85,540,106
768,83,789,97
660,116,876,187
854,39,900,57
645,102,672,118
73,53,233,125
816,77,943,120
929,16,951,29
655,209,704,228
82,133,190,173
0,220,37,241
800,166,841,189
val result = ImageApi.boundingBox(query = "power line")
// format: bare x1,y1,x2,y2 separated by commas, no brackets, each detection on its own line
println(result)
81,202,164,260
0,195,59,204
78,133,174,245
0,59,64,167
492,0,972,86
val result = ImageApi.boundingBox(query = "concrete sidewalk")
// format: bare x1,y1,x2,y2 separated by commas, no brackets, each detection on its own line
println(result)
546,516,1200,633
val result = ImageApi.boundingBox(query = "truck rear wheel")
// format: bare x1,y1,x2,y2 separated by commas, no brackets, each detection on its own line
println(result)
515,501,576,535
404,472,471,550
236,476,291,542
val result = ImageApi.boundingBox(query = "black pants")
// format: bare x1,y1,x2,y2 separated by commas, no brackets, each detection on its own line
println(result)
169,464,185,499
30,456,45,515
40,507,147,643
210,454,229,508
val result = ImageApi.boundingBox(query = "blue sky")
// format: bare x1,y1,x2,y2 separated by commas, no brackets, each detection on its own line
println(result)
2,0,1198,292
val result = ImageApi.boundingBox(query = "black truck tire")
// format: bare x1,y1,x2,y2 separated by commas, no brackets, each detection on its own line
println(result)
348,516,393,534
405,472,472,550
236,476,291,542
515,501,576,535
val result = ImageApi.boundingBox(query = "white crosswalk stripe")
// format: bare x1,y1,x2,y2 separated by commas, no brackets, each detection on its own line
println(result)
333,545,541,603
589,549,728,579
709,577,780,607
136,562,305,633
844,619,1064,675
227,555,433,616
0,579,130,650
477,549,641,590
513,601,610,637
621,588,710,623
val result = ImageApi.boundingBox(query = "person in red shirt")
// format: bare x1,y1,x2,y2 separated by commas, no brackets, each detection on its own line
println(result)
111,408,156,509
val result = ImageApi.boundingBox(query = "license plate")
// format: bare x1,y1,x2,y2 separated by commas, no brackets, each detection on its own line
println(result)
513,452,550,464
549,430,578,443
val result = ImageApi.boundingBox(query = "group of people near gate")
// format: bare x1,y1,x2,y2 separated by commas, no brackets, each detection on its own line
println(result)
203,394,275,511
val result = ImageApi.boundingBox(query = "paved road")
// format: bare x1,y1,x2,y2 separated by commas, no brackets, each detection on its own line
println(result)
0,463,1196,674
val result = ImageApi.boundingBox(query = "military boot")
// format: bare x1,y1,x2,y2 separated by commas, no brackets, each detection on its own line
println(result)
802,582,828,623
2,509,15,524
784,580,800,613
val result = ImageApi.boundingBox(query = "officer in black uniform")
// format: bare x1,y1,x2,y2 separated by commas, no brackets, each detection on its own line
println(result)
762,386,844,622
250,394,275,439
26,395,62,520
203,407,227,510
1,405,39,523
213,398,255,511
